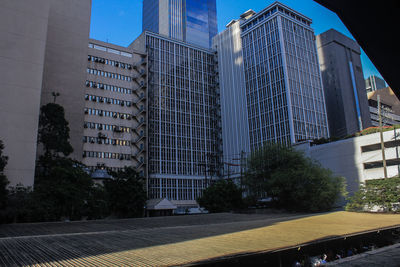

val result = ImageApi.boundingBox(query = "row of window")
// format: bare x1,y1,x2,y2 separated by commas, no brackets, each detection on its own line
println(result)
83,136,131,146
85,94,133,107
84,108,132,120
364,158,400,170
83,151,132,161
88,43,133,58
87,166,125,173
88,55,135,70
87,68,133,82
85,81,134,95
148,178,207,200
84,121,132,133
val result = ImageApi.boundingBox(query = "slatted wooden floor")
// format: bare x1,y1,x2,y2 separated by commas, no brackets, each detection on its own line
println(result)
0,212,399,266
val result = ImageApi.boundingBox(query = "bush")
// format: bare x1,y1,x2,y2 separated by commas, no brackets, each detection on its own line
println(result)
197,179,243,213
346,177,400,213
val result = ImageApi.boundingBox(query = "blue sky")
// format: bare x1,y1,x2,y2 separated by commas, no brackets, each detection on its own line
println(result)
90,0,381,79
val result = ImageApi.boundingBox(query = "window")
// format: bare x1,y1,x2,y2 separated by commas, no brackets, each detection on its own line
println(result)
361,140,400,153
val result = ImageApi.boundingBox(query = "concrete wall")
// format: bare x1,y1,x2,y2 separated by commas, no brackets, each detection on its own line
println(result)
40,0,92,161
0,0,51,186
84,39,147,175
317,29,371,138
296,129,400,196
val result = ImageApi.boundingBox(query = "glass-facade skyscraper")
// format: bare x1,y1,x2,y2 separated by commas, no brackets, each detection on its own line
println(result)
143,0,218,48
241,3,329,149
214,2,329,152
131,31,221,206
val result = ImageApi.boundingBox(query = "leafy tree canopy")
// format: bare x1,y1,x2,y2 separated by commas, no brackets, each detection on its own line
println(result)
34,157,94,221
104,167,147,218
38,103,73,157
244,143,346,212
197,179,243,213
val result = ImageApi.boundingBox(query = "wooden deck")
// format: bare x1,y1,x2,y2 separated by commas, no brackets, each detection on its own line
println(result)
0,212,399,266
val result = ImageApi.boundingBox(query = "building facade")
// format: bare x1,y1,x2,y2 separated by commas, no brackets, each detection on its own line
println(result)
240,3,329,150
39,0,92,162
0,0,51,187
0,0,91,187
365,75,386,93
368,87,400,126
83,39,148,176
142,0,218,48
131,32,221,208
296,128,400,196
212,20,250,180
316,29,371,138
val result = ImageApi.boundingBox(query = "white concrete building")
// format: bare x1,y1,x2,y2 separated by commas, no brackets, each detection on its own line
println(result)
295,128,400,196
212,19,250,180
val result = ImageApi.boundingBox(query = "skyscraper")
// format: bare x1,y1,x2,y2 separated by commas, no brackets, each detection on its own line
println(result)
240,3,329,149
213,19,250,180
142,0,218,48
131,31,221,209
317,29,371,137
365,75,386,93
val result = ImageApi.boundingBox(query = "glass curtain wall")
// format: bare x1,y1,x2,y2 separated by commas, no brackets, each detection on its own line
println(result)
146,34,221,200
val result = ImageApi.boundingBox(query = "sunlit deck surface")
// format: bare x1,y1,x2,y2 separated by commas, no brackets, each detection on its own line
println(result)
0,211,399,266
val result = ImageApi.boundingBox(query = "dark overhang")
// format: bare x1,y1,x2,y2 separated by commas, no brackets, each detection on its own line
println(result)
314,0,400,99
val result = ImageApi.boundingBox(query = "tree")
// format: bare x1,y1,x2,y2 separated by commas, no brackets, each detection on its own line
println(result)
38,103,73,157
197,179,243,213
104,167,147,218
85,184,110,220
35,103,93,221
34,158,94,221
346,177,400,213
243,143,346,212
0,140,9,210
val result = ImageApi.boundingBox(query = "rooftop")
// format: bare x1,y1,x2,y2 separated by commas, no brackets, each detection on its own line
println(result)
0,211,399,266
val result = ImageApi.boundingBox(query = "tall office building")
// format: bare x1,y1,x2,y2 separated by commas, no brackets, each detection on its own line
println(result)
365,75,386,93
131,31,221,209
239,3,329,150
83,40,147,177
0,0,91,187
317,29,371,138
142,0,218,48
0,0,50,187
39,0,92,162
213,19,250,179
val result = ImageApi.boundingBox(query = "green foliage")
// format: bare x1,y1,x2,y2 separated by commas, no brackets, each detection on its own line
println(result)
346,177,400,213
244,143,346,212
85,184,110,220
0,140,9,210
1,102,148,223
197,179,243,213
104,167,147,218
34,157,94,221
0,185,33,223
356,125,400,137
38,103,73,157
311,136,341,145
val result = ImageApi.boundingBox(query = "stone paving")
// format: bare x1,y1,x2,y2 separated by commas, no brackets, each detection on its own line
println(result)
0,212,399,266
